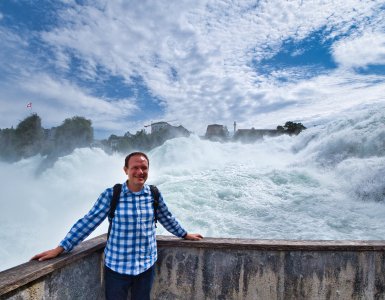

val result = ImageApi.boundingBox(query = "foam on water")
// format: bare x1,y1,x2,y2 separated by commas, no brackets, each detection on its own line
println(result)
1,104,385,271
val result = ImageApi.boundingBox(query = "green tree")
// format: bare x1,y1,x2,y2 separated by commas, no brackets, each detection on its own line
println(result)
277,121,306,135
130,130,151,150
284,121,306,135
14,114,44,158
0,127,18,161
54,116,93,155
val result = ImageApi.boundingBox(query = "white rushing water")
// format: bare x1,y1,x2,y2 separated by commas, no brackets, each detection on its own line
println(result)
1,104,385,271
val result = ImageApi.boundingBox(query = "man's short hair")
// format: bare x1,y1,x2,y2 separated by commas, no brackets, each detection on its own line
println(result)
125,152,149,168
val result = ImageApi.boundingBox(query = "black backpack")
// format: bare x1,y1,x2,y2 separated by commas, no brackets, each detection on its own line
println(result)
107,184,160,240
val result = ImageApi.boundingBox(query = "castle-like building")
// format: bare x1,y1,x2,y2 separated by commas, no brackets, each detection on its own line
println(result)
204,123,281,142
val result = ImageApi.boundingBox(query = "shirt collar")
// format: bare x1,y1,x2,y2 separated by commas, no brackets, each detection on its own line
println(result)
121,181,151,195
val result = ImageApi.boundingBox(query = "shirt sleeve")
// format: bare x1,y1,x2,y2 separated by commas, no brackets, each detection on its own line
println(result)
157,192,187,238
59,188,112,252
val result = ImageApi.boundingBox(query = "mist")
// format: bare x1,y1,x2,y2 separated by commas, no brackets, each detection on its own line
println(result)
1,103,385,271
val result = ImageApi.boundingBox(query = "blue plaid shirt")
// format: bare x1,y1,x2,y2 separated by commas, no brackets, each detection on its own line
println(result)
59,182,187,275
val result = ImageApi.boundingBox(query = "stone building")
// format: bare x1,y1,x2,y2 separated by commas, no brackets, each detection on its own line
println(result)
205,124,229,141
233,128,281,142
149,121,173,134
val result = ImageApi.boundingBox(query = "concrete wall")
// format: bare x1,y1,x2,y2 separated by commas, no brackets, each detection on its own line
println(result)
155,245,385,299
3,253,103,300
0,235,106,300
1,235,385,300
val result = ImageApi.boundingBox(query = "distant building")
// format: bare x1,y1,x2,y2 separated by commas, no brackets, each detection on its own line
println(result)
44,127,57,141
233,128,281,143
90,139,104,148
205,124,229,141
107,135,121,149
150,121,173,134
124,131,133,138
149,122,190,138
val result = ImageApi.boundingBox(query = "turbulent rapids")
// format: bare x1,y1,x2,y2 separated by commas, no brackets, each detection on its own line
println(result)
1,104,385,271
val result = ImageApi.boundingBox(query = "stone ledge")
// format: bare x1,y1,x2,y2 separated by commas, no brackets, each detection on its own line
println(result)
0,235,106,296
157,236,385,251
1,235,385,297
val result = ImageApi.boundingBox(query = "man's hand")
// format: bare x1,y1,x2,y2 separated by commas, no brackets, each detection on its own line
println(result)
30,246,64,261
183,233,203,241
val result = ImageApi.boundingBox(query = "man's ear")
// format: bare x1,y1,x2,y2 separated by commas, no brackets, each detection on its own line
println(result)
123,166,128,174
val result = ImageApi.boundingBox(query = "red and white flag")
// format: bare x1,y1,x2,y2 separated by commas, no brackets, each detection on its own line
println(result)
26,102,32,109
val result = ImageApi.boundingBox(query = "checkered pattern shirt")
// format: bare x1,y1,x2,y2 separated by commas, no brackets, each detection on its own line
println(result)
59,182,187,275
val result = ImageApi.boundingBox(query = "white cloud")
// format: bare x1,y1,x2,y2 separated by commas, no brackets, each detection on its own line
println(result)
332,32,385,69
168,68,385,132
0,73,138,132
2,0,385,135
0,27,30,74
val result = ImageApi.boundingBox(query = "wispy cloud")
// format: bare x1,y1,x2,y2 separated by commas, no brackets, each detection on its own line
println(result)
1,0,384,136
0,69,138,132
332,32,385,69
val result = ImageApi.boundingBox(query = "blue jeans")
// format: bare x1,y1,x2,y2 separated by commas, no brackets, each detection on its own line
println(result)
104,265,155,300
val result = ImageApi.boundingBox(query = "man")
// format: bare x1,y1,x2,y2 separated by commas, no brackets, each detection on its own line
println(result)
32,152,203,300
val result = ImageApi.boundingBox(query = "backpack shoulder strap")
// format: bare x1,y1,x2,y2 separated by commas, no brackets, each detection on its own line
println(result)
149,185,160,228
107,183,122,240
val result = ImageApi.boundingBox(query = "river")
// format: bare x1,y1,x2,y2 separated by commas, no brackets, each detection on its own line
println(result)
1,103,384,271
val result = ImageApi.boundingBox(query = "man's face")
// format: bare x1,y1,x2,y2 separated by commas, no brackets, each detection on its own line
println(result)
124,155,149,189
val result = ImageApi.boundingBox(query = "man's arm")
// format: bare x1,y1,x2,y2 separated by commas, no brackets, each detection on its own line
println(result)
58,188,112,252
183,233,203,240
157,192,203,240
31,187,113,261
31,246,64,261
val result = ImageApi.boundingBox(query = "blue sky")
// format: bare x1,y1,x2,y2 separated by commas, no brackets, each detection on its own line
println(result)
0,0,384,138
